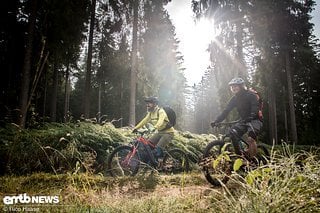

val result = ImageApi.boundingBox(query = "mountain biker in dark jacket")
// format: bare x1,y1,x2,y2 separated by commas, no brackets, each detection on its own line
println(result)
211,77,263,158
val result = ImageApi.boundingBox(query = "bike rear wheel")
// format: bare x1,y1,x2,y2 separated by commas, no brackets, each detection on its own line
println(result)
201,140,232,186
162,148,189,174
107,145,140,177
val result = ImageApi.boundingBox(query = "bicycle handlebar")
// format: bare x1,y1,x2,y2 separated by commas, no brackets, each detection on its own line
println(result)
135,129,154,136
214,119,244,127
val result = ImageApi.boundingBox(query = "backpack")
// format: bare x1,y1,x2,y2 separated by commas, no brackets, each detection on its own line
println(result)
249,88,263,120
158,106,176,129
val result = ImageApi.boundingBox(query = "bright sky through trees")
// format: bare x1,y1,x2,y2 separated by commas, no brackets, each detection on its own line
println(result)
165,1,216,85
166,0,320,85
311,0,320,38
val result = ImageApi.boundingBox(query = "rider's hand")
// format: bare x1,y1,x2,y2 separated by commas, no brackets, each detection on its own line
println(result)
132,129,138,134
150,127,157,133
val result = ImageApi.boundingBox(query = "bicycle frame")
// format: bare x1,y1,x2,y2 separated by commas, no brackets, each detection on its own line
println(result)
215,121,250,151
129,135,157,166
107,131,189,177
136,135,155,148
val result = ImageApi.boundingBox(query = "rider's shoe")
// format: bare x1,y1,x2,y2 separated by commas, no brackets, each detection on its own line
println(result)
157,157,164,168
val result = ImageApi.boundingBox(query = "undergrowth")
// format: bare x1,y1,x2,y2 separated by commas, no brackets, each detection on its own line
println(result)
0,122,214,176
0,148,319,212
1,122,319,212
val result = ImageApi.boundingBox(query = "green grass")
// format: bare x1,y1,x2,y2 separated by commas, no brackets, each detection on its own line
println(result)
0,122,319,212
1,148,320,212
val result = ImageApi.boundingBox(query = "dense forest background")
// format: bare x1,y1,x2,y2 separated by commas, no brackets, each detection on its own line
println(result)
1,0,319,145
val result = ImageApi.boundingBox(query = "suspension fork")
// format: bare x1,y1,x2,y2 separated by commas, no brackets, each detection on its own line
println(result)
228,129,243,155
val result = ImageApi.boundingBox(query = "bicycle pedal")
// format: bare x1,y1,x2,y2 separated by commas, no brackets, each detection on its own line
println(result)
157,158,163,167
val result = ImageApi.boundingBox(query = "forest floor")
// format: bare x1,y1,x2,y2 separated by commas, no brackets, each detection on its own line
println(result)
1,172,232,212
2,162,320,212
66,172,228,212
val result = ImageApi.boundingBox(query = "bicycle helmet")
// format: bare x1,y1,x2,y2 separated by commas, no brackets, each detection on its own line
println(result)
228,77,245,86
144,96,158,104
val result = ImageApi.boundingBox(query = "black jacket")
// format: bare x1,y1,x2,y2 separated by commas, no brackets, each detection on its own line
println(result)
215,89,260,123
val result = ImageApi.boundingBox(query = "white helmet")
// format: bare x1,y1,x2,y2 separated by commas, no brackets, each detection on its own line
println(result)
228,77,245,86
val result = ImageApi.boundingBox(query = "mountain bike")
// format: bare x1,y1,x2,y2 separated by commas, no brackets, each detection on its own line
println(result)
107,130,189,177
200,120,270,186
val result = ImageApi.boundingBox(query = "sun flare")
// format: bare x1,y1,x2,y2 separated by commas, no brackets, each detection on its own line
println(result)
166,2,217,85
179,18,216,84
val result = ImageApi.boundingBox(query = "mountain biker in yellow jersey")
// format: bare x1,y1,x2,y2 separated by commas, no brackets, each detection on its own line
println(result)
132,97,174,160
211,78,263,158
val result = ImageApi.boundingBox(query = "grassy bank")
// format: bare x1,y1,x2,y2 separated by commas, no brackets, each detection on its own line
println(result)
1,148,320,212
0,122,319,212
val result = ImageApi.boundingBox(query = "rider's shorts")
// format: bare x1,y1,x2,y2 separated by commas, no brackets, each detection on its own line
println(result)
149,132,174,148
231,119,262,140
247,119,263,139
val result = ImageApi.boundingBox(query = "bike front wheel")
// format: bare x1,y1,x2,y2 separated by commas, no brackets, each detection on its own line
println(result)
162,148,189,174
107,145,140,177
201,140,232,186
254,144,270,165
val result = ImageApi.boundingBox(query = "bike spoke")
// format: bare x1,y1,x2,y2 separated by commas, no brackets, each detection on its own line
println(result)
107,145,140,177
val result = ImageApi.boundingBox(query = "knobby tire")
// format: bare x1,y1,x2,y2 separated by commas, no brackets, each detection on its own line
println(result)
202,140,231,186
107,145,140,177
162,148,189,174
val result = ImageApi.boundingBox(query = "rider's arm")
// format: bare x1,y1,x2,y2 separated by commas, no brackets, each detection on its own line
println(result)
215,97,236,123
134,113,151,129
154,108,168,130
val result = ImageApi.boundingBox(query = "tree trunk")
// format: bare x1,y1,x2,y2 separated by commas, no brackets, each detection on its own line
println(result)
50,62,58,122
98,82,102,123
42,66,48,122
64,64,70,122
120,79,124,127
282,86,289,142
285,51,298,144
18,0,38,128
129,0,138,126
83,0,96,118
268,80,278,145
234,2,246,79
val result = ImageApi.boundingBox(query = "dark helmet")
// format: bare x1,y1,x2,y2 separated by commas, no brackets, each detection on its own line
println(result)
144,96,158,104
228,77,245,86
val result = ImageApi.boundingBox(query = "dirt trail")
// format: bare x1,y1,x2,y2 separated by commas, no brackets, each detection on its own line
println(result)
101,173,221,200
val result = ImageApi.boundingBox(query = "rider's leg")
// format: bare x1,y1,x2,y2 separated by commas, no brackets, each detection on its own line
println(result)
246,119,263,158
156,133,174,148
155,133,174,157
229,123,247,155
148,133,162,162
148,133,161,148
149,133,173,158
246,136,257,159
